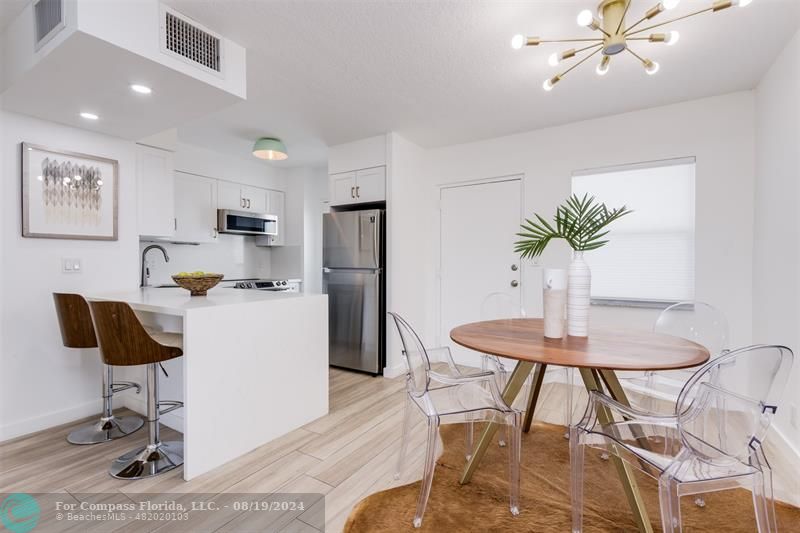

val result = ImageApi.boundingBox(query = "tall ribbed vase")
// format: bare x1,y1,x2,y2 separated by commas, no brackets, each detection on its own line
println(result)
567,251,591,337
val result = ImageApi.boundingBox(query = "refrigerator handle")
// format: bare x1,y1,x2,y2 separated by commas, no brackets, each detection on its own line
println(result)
372,216,379,268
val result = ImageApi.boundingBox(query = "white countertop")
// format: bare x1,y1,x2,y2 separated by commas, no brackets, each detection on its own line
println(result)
89,287,321,316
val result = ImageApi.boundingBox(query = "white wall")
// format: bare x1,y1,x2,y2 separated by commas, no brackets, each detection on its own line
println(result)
753,28,800,452
301,167,329,294
0,110,139,440
384,92,756,375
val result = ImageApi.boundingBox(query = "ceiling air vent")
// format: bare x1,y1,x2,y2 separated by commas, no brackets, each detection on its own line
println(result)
161,7,223,75
33,0,65,51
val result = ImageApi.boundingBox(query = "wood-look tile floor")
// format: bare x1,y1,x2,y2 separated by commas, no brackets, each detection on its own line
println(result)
1,368,797,533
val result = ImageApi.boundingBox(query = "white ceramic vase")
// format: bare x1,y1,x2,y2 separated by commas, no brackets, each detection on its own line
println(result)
567,251,591,337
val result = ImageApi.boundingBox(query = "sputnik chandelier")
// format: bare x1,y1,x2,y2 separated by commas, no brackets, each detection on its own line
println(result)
511,0,754,91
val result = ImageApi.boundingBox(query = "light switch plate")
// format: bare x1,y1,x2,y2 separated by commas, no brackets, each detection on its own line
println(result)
62,258,82,273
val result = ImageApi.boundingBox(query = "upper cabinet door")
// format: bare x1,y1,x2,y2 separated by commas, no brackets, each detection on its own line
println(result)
241,185,267,212
218,181,244,210
329,171,357,206
137,145,175,238
174,172,218,244
354,167,386,203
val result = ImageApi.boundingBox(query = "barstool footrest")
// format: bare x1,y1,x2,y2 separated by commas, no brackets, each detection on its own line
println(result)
158,400,183,416
111,381,141,394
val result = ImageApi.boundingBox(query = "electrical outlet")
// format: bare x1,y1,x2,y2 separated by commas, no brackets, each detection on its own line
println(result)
62,258,82,273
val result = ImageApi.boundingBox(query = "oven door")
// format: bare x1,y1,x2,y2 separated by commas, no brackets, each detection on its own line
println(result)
218,210,278,236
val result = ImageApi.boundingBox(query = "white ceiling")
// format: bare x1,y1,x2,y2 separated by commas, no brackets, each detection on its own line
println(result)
97,1,800,165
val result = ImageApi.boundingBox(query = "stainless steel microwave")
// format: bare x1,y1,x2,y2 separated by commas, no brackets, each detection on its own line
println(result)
217,210,278,236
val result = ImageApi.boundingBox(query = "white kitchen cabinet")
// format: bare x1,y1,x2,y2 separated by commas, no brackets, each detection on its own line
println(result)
137,145,175,238
242,185,267,213
266,190,285,246
217,181,267,212
329,171,357,206
174,172,218,244
329,167,385,206
354,167,386,203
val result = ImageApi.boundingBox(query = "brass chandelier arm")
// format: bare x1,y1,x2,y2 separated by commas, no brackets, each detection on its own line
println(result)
557,46,603,78
616,0,633,35
625,47,648,64
538,38,605,43
625,7,714,36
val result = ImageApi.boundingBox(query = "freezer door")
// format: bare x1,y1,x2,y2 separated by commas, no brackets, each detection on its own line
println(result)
323,210,381,269
323,269,383,374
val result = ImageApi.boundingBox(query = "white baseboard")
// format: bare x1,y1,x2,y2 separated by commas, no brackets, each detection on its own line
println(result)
0,399,101,443
770,423,800,466
382,363,406,379
122,393,184,434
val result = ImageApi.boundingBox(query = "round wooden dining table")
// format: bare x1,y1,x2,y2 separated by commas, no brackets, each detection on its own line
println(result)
450,318,709,533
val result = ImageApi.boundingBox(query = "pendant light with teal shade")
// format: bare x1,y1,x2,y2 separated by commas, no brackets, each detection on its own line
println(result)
252,137,288,161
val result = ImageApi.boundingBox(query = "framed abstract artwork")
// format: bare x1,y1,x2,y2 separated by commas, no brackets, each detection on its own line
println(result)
21,142,119,240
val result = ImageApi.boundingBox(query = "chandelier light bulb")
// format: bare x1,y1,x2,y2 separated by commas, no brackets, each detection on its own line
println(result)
596,56,610,76
645,60,661,75
511,34,525,50
665,30,680,45
662,0,681,10
577,9,594,27
542,75,560,91
732,0,753,6
548,52,560,67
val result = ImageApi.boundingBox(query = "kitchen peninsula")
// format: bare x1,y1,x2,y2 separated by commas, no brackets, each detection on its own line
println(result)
88,287,329,480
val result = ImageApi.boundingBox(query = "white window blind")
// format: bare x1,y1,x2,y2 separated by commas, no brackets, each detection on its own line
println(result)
572,158,696,303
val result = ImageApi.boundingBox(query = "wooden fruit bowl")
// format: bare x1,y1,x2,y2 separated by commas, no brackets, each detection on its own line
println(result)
171,274,224,296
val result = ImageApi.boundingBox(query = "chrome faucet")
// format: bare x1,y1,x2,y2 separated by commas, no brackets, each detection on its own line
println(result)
141,244,170,287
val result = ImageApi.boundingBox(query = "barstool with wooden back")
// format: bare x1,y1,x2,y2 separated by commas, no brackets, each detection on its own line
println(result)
52,293,144,444
88,300,185,479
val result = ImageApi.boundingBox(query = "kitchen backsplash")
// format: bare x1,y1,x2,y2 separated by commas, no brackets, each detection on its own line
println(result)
140,234,272,286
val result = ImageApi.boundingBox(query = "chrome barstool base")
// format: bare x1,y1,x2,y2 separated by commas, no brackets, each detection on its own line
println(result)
110,440,183,480
67,415,145,445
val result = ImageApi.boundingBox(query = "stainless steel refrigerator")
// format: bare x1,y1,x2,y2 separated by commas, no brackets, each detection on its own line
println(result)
323,209,385,375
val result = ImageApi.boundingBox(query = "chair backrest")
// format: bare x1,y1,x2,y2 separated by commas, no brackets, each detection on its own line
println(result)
388,312,431,397
675,344,793,463
480,292,525,321
654,301,729,358
88,301,182,366
53,293,98,348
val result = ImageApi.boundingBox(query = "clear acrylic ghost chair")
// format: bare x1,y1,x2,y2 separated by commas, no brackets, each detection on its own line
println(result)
620,301,729,413
481,292,575,434
570,344,794,533
389,312,522,528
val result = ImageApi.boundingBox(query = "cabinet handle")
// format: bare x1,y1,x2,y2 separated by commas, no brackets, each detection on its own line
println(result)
350,186,355,199
356,185,360,198
213,228,218,239
174,218,177,231
240,198,245,208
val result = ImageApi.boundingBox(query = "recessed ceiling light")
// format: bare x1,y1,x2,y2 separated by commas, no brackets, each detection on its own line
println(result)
130,84,152,95
80,112,99,120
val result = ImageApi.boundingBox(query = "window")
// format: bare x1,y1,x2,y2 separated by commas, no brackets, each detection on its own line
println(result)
571,158,696,305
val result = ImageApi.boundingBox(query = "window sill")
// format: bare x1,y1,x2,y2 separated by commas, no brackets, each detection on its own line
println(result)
590,298,681,310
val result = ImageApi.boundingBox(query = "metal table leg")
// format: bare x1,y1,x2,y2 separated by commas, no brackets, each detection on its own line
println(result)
579,368,653,533
459,360,535,485
522,363,547,433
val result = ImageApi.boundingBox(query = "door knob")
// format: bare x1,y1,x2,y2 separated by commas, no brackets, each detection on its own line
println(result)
510,280,519,287
511,264,518,271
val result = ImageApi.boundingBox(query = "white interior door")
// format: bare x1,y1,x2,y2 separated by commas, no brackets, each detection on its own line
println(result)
440,177,523,368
